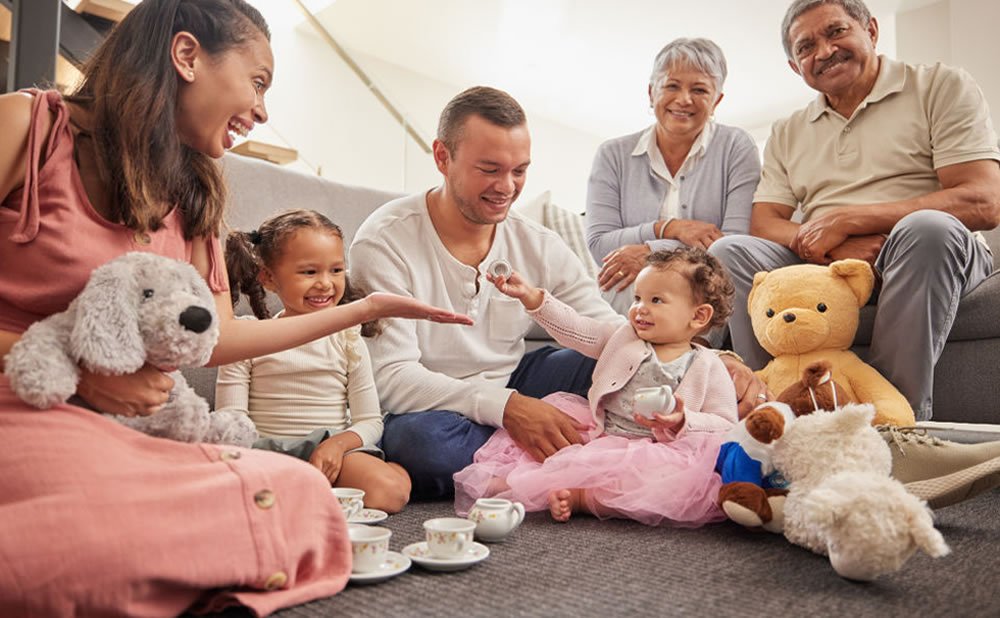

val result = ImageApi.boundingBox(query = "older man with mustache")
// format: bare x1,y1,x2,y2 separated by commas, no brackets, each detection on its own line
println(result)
712,0,1000,505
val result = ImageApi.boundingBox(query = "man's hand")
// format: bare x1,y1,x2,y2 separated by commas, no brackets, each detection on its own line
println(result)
791,211,854,264
718,354,773,419
502,392,590,462
664,219,723,249
598,244,650,292
310,438,348,484
828,234,887,266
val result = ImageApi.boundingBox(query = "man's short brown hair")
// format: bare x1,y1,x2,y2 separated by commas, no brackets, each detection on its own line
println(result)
437,86,526,154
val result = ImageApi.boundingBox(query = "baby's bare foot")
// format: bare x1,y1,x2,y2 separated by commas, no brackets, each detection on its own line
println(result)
548,489,580,522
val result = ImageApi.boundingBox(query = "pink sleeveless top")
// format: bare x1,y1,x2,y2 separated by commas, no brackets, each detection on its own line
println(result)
0,90,227,333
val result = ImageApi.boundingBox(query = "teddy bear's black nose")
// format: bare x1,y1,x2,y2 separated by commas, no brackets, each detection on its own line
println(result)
179,306,213,333
783,313,796,323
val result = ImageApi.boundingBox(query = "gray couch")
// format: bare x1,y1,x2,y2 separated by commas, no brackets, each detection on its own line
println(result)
854,229,1000,424
186,154,1000,424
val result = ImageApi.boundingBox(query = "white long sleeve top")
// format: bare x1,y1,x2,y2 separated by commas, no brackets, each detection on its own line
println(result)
349,191,621,428
214,320,383,446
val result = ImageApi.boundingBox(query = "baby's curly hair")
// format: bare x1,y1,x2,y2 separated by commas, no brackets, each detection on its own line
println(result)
645,247,734,329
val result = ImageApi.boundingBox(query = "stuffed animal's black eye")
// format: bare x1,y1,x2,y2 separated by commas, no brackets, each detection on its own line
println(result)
766,308,775,318
817,303,827,313
142,289,154,299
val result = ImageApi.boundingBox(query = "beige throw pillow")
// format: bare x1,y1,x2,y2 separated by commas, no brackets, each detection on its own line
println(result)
541,197,600,280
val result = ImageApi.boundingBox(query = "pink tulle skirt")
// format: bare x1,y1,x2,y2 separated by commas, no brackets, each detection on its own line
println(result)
454,392,726,527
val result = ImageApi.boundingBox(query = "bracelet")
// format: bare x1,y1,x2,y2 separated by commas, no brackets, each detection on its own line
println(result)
715,349,745,364
655,219,671,239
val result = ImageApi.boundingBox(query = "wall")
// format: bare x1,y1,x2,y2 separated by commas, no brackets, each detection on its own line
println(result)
250,2,605,214
246,4,415,192
896,0,1000,129
348,51,606,213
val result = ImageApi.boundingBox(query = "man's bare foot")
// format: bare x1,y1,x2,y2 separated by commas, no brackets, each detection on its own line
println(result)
548,489,581,522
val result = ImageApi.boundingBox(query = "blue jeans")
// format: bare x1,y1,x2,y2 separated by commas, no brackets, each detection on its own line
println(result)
381,346,597,500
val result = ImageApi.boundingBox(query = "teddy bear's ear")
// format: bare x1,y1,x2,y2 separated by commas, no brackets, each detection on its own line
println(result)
829,259,875,307
70,257,147,374
747,270,770,309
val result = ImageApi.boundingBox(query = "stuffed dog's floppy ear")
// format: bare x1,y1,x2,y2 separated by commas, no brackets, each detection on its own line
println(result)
70,259,146,374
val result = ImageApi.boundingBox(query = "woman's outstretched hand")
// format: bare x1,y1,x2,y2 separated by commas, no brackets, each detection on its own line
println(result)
362,292,473,325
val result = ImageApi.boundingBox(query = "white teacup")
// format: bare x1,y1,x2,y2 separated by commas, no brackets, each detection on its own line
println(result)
468,498,525,542
349,525,391,573
332,487,365,520
424,517,476,559
634,385,676,419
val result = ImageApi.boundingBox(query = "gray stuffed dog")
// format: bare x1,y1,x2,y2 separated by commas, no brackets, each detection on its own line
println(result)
4,252,258,447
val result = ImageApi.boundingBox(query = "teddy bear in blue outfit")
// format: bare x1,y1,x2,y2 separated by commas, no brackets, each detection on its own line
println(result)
715,361,852,532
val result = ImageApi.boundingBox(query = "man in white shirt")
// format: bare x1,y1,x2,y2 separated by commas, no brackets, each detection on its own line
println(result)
351,87,767,499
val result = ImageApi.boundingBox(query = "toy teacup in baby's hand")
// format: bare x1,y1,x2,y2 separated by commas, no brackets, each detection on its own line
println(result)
4,252,258,447
633,385,676,419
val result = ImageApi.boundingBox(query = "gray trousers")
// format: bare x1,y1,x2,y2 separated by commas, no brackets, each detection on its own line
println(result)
254,427,385,461
710,211,994,421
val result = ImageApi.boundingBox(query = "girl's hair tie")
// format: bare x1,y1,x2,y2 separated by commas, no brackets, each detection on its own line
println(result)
248,230,263,245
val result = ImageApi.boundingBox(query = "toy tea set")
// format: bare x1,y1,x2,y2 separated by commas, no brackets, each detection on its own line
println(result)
334,489,525,585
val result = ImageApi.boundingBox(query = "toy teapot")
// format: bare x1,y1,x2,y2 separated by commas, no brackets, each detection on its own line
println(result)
467,498,525,542
633,385,676,419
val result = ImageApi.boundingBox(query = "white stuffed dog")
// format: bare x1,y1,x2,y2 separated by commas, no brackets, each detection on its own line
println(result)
772,403,949,581
4,252,258,447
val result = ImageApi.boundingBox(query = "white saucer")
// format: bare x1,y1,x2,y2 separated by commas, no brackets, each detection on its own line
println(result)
402,541,490,572
349,550,411,584
348,508,389,525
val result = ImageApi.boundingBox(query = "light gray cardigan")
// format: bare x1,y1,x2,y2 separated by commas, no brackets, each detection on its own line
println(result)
585,124,761,263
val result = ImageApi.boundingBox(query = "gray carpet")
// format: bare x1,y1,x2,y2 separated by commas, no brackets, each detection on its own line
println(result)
249,489,1000,617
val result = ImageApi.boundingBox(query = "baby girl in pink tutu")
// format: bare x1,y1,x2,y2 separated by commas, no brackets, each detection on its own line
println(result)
454,247,739,527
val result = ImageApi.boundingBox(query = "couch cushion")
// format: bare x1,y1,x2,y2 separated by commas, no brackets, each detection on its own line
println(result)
854,270,1000,345
541,199,600,279
220,154,403,247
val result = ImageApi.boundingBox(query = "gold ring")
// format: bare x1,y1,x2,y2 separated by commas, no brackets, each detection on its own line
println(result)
757,393,768,400
617,270,625,277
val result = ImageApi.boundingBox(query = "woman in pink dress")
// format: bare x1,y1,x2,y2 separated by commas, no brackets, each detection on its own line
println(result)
0,1,468,615
455,248,738,527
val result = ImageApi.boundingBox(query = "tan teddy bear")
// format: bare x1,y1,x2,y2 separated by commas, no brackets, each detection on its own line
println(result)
748,259,914,427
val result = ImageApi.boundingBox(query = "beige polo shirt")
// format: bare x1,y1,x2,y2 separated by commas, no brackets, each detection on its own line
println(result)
755,55,1000,223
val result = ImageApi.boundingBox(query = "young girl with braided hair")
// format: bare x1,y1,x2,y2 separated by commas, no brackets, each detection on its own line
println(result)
219,209,410,513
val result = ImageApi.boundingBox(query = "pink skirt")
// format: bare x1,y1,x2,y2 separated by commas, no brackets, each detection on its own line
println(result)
454,393,726,527
0,380,351,617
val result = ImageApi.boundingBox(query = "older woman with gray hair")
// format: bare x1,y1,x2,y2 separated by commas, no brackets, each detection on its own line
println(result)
586,38,761,316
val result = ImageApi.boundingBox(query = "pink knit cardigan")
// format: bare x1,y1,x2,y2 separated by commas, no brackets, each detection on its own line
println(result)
528,292,738,441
